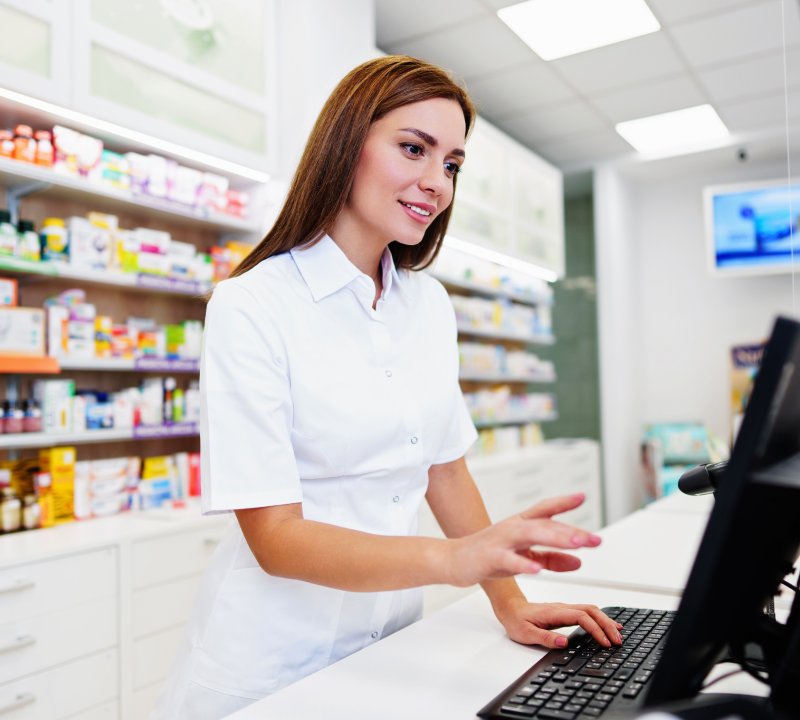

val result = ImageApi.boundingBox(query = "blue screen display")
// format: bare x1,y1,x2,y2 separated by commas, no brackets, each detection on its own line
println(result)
713,185,800,270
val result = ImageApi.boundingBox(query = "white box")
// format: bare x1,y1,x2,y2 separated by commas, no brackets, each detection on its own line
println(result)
0,307,45,356
135,228,171,255
68,217,111,269
47,305,68,358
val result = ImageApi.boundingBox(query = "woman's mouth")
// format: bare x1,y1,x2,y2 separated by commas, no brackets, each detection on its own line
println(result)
399,201,434,223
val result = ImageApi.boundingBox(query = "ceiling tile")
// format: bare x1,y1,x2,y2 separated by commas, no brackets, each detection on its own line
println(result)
716,88,800,131
669,0,800,68
591,75,707,123
499,101,609,145
698,47,800,102
467,63,576,120
646,0,760,25
549,32,686,96
385,14,535,79
535,129,633,166
375,0,486,47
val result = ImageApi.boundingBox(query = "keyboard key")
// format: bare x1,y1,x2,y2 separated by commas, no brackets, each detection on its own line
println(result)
545,701,564,709
526,699,545,707
579,669,613,679
507,696,526,704
602,686,619,695
517,687,535,697
540,672,554,678
581,708,602,717
595,694,614,702
537,710,577,720
501,704,536,716
551,654,573,666
564,705,583,713
576,692,594,699
583,684,603,692
588,700,609,709
540,687,558,694
634,675,652,684
554,695,571,703
565,682,583,690
622,684,643,699
553,674,570,683
606,680,624,688
615,669,634,680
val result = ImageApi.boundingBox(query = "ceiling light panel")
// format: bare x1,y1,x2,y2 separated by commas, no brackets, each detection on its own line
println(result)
498,0,661,61
615,104,730,154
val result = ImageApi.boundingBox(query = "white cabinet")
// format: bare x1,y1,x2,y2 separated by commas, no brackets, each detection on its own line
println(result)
420,439,602,615
0,505,229,720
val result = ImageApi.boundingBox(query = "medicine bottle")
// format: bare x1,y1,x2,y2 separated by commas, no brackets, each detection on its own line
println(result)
33,472,54,529
0,210,17,257
3,401,22,435
40,218,69,262
13,125,36,163
34,130,53,167
0,130,13,159
22,495,40,530
0,487,21,533
22,400,42,433
17,220,40,262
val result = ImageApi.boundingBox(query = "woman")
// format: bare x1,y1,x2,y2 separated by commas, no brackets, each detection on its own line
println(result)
152,55,622,720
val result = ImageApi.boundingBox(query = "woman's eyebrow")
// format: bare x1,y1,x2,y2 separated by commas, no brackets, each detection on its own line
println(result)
399,127,465,157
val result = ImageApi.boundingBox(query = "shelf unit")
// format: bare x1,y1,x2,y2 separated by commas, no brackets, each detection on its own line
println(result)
433,272,553,307
456,324,555,345
473,413,558,429
458,370,555,384
0,423,199,449
58,358,199,373
0,156,259,233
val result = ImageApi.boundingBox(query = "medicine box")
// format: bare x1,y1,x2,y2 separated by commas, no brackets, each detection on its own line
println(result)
0,307,45,356
38,447,75,524
0,278,18,307
67,217,112,269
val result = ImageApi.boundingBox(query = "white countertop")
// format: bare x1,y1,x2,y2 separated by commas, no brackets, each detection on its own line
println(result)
0,501,228,568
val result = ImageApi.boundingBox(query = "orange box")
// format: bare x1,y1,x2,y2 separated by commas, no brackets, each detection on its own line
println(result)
0,278,17,307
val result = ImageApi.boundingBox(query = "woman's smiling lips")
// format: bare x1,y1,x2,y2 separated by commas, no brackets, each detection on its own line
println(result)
399,200,436,224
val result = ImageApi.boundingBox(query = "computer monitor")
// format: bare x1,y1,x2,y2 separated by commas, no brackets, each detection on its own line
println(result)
644,316,800,713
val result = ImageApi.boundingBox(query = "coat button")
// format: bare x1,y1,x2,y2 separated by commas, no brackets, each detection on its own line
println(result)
371,631,378,639
385,370,392,377
411,437,418,444
393,496,399,503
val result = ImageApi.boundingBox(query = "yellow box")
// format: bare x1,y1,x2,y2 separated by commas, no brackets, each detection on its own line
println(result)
95,315,112,358
38,447,75,524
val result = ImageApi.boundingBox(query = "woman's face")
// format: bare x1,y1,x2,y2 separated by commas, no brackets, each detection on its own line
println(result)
344,97,467,248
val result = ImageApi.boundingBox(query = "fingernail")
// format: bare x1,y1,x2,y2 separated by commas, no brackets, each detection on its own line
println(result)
571,535,586,547
616,622,623,629
529,562,542,573
556,637,568,647
616,632,623,644
571,493,584,501
588,535,601,546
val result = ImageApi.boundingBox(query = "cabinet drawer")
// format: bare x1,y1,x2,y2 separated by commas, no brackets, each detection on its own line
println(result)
133,525,225,589
133,574,202,639
0,548,116,625
134,682,163,720
0,596,117,685
0,649,117,720
134,625,183,690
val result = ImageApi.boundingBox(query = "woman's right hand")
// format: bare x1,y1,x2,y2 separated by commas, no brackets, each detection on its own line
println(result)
442,493,601,588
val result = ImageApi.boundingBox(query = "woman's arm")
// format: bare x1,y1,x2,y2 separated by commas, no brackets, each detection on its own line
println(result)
235,475,601,593
426,457,622,649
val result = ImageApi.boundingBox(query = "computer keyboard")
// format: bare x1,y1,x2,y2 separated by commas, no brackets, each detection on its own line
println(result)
478,607,676,720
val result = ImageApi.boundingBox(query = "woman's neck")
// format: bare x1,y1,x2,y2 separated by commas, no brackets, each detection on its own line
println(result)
328,214,387,309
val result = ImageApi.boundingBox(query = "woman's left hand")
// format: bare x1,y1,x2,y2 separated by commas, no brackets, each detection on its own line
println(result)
494,595,624,649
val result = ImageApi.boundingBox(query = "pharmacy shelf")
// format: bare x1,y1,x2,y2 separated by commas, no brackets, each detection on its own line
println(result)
456,325,555,345
433,272,553,307
58,357,200,373
0,256,211,296
458,370,555,384
473,413,558,429
0,156,259,234
0,422,198,449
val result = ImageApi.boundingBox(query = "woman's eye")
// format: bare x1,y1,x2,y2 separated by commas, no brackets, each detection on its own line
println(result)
445,162,461,176
402,143,423,156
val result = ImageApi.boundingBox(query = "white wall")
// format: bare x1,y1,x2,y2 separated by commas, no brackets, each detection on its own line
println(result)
595,145,798,521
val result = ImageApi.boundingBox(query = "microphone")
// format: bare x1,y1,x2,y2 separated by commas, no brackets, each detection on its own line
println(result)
678,461,728,496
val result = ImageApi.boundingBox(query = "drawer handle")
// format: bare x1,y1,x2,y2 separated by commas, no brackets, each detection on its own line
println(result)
0,635,34,655
0,693,34,715
0,579,34,596
204,537,221,546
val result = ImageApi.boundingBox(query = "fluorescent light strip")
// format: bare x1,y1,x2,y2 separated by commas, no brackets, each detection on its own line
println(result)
615,104,729,155
443,235,559,283
0,86,269,183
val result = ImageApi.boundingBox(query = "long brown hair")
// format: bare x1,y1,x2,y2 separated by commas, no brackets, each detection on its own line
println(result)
231,55,476,278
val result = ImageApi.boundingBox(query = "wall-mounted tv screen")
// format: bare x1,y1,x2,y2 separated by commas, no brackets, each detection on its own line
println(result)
704,180,800,276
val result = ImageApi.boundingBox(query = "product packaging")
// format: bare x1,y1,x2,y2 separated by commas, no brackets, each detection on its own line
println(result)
17,220,40,261
146,154,169,198
0,278,17,307
0,308,44,356
0,130,14,159
36,379,75,433
40,218,69,262
95,315,112,358
73,461,91,520
135,228,171,255
189,452,201,496
0,211,17,256
100,150,131,190
226,189,250,218
199,173,229,213
46,305,68,357
38,447,75,524
67,216,111,269
77,133,103,182
168,165,203,206
125,152,149,194
52,126,80,176
33,472,54,528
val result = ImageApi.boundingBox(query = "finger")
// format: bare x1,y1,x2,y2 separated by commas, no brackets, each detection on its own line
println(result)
580,605,624,645
509,519,602,551
567,609,613,648
525,550,581,572
519,493,585,520
521,624,571,649
498,550,542,576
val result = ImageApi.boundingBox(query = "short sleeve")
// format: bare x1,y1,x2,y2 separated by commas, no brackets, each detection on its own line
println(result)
200,280,302,515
